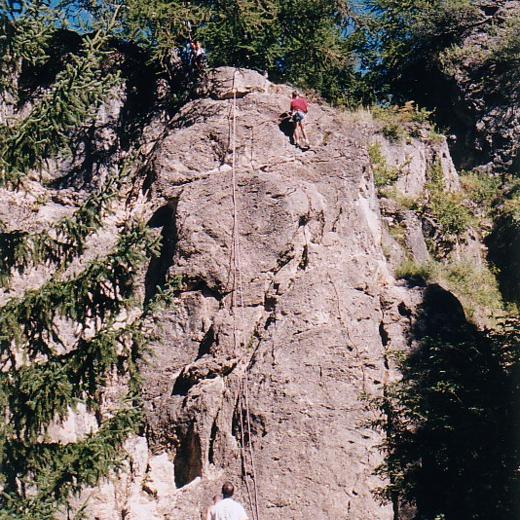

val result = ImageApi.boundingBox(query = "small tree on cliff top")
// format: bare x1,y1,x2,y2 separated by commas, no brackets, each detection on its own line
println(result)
122,0,359,104
356,0,480,101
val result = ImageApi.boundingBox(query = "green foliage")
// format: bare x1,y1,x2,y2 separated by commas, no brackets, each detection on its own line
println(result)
460,171,502,219
500,180,520,225
439,41,484,76
483,15,520,87
426,128,445,145
381,187,419,210
372,101,434,142
0,408,140,518
442,262,504,321
374,101,434,125
428,191,473,237
425,161,473,240
125,0,357,103
198,0,282,72
381,120,406,143
368,142,399,187
0,262,181,518
0,4,183,518
375,320,520,519
0,0,59,94
123,0,208,67
395,258,504,321
0,221,159,362
0,10,121,186
0,159,134,286
3,328,123,441
358,0,480,100
395,259,434,283
271,0,355,102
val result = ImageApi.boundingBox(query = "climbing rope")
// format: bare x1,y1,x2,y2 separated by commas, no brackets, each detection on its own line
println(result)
327,272,367,393
229,71,261,520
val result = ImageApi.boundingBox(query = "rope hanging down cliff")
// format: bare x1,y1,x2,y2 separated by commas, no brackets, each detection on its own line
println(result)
230,73,262,520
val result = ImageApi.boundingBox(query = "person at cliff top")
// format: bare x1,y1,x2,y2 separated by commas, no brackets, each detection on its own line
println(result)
289,91,309,148
190,40,206,70
208,482,248,520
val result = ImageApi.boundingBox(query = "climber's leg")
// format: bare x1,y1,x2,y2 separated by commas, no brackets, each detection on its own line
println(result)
293,122,301,146
299,122,309,146
296,123,303,147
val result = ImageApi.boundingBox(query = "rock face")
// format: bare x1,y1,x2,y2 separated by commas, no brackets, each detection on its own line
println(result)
70,69,471,520
1,67,477,519
145,70,394,520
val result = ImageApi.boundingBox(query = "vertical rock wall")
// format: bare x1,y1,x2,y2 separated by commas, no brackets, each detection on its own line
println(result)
76,69,467,520
2,68,474,520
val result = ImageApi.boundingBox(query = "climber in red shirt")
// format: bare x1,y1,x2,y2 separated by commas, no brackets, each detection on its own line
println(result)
289,91,309,148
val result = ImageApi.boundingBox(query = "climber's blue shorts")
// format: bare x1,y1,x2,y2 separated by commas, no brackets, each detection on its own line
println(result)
292,111,305,123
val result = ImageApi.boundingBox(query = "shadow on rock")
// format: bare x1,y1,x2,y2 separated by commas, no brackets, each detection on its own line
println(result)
486,213,520,308
278,111,295,145
145,200,179,303
379,285,520,520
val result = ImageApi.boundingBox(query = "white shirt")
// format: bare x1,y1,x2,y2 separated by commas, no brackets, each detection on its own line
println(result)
210,498,248,520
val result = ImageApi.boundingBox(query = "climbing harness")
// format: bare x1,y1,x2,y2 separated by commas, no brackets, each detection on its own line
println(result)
229,72,262,520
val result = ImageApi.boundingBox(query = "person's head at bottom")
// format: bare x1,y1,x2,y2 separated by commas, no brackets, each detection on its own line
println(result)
222,481,234,499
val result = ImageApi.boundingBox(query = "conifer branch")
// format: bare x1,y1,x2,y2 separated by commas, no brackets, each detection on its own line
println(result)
0,408,140,517
0,15,121,186
1,276,181,441
0,221,160,364
0,278,181,519
0,159,133,286
0,0,58,94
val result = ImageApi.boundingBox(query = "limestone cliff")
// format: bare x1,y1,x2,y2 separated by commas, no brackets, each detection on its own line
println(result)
0,67,490,520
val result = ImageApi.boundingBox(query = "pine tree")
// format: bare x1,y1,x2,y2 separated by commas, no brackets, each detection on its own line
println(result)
356,0,480,101
0,5,176,516
0,5,121,186
0,0,58,95
123,0,358,104
376,321,520,520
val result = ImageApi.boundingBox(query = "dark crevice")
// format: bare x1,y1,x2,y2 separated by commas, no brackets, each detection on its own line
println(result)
298,214,311,227
141,165,157,195
298,244,309,270
263,314,276,331
379,322,390,347
145,200,179,303
263,294,277,331
171,370,195,397
275,246,296,270
196,326,215,360
397,302,412,318
174,423,202,488
183,277,226,301
264,295,277,313
208,414,219,465
172,356,236,397
482,5,499,16
231,398,245,443
331,207,343,232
